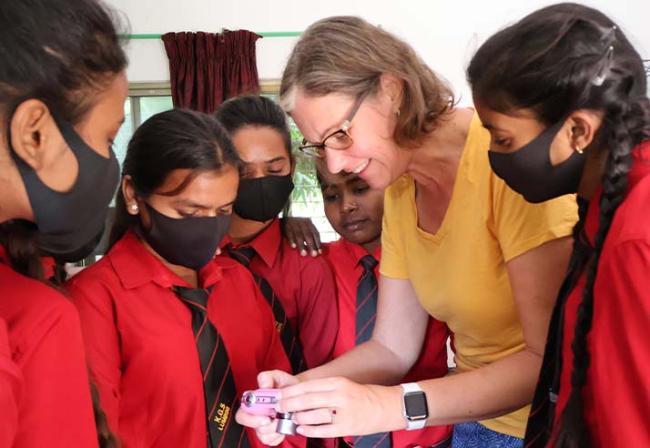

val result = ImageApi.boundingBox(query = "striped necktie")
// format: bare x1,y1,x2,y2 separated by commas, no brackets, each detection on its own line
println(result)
354,255,392,448
173,285,250,448
226,245,306,373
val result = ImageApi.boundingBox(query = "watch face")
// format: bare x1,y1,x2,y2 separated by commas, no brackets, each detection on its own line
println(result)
404,392,428,420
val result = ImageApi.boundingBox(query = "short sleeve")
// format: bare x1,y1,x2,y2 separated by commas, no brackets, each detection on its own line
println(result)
67,277,122,434
490,174,578,262
296,256,338,369
380,177,410,279
15,299,98,446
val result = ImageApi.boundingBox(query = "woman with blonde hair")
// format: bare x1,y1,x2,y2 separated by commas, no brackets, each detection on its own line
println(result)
237,15,577,447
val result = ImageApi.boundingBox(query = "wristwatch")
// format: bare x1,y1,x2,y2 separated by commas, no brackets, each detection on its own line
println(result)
401,382,428,430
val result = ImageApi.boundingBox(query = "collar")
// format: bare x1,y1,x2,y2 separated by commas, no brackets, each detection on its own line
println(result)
227,219,282,268
584,141,650,245
336,237,382,266
108,231,223,290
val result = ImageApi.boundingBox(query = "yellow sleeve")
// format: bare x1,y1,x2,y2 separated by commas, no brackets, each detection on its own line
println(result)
490,173,578,262
379,177,410,279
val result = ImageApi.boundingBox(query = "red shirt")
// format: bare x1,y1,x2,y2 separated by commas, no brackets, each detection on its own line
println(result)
553,142,650,447
225,219,338,369
323,239,452,447
0,317,21,447
0,247,98,447
67,231,304,448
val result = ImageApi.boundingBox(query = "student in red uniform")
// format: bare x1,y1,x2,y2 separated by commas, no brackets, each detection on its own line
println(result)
0,0,127,446
317,160,452,448
215,95,338,372
467,4,650,447
67,109,303,448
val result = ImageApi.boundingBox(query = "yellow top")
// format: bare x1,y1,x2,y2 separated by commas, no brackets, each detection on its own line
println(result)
380,112,578,438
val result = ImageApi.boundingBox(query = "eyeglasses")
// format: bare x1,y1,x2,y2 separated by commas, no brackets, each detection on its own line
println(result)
298,92,368,158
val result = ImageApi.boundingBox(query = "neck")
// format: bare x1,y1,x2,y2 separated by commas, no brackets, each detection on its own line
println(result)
361,237,381,255
0,148,33,223
228,213,274,244
403,108,472,191
139,236,199,288
577,148,609,201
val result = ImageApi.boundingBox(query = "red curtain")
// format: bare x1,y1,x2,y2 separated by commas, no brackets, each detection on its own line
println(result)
162,30,261,112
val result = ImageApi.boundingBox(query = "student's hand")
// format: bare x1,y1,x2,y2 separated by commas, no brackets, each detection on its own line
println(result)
234,370,301,446
235,409,285,446
280,217,322,257
278,377,401,438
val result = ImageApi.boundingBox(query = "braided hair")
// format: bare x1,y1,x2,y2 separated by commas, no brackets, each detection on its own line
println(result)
468,3,650,446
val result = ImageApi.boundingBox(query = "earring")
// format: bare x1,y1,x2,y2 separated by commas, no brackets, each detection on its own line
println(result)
573,143,583,154
129,204,139,214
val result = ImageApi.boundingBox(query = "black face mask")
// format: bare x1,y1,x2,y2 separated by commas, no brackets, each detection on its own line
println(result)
11,114,120,263
140,203,231,270
234,174,294,222
488,121,587,203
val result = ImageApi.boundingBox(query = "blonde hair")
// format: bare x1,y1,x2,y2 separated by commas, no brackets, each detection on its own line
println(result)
280,16,455,147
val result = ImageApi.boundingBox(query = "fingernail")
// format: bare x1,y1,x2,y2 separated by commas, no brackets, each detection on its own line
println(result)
300,250,307,256
311,250,317,257
318,249,322,254
290,243,297,248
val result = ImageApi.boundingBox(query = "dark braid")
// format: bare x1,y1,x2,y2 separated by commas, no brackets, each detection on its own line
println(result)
91,381,121,448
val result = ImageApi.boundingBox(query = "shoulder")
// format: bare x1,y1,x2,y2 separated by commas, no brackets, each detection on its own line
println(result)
320,240,349,271
609,175,650,245
0,266,81,349
0,265,74,319
321,240,344,259
66,254,120,294
279,240,334,282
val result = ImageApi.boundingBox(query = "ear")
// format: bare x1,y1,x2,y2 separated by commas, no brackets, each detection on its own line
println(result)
565,109,604,153
122,175,140,215
9,99,56,170
378,73,403,113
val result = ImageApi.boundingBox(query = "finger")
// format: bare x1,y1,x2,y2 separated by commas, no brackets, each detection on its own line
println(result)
299,224,319,256
284,227,298,249
258,370,297,389
296,423,341,439
280,377,344,399
292,408,335,425
280,390,341,413
255,419,282,436
309,223,322,251
256,429,286,446
235,408,272,428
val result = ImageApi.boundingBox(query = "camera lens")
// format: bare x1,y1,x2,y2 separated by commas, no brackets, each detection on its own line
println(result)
242,391,255,407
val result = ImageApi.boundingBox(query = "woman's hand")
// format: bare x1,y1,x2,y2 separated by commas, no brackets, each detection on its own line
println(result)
279,377,403,438
280,217,322,257
234,370,300,446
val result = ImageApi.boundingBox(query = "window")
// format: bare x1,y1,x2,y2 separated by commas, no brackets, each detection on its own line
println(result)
114,82,336,242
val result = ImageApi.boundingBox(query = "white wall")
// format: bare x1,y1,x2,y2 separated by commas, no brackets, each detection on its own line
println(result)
108,0,650,104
